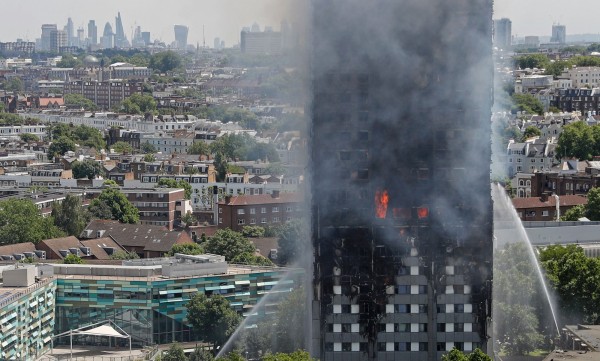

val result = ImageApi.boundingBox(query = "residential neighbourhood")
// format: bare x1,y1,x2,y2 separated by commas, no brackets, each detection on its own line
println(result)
2,2,600,361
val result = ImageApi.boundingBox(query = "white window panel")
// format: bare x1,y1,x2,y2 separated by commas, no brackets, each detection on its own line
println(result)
446,304,454,313
333,305,341,314
351,304,359,314
410,304,419,314
351,324,359,333
386,323,394,332
465,304,473,313
333,324,341,333
411,323,418,332
333,343,341,352
352,343,360,352
464,323,472,332
465,342,473,352
410,266,419,275
446,323,454,332
386,304,394,314
386,342,394,352
411,285,419,295
411,342,419,351
445,266,454,275
445,285,454,294
446,342,454,351
333,286,341,295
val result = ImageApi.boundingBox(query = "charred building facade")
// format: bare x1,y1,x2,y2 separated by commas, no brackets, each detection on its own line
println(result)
310,1,493,361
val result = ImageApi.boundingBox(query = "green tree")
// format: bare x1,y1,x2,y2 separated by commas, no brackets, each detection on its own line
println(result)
162,343,187,361
273,287,306,353
89,187,139,223
214,152,228,182
149,51,182,73
111,141,134,153
3,77,23,92
19,133,39,142
203,229,256,261
556,121,595,160
0,199,64,245
48,136,76,158
119,93,157,114
242,225,265,238
51,194,90,236
441,348,491,361
561,204,586,221
539,245,600,324
441,348,467,361
109,250,140,260
188,347,214,361
64,94,97,111
141,142,157,153
157,178,192,200
63,254,84,264
585,187,600,221
56,54,82,68
188,141,210,156
277,220,307,265
522,126,541,140
186,293,242,352
262,350,317,361
544,60,572,77
231,252,274,266
515,54,550,69
181,211,197,227
495,303,543,355
167,243,203,256
71,159,105,179
511,93,544,115
143,153,156,162
72,125,106,150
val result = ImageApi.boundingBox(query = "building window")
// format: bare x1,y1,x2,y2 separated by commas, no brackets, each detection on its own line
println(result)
395,304,409,313
237,219,245,225
219,208,223,214
250,219,256,224
250,208,256,214
542,210,549,217
286,206,292,212
396,285,410,294
218,218,223,224
261,207,267,213
272,207,279,213
261,218,267,224
273,217,280,222
237,209,245,215
455,304,465,313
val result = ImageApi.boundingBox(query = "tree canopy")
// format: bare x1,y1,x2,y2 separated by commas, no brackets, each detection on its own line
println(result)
64,94,97,111
556,121,598,160
203,229,256,262
19,133,39,143
63,254,84,264
162,343,187,361
72,159,105,179
48,136,76,158
186,293,242,351
167,243,203,256
110,141,134,154
522,126,541,140
515,54,550,70
51,194,90,236
442,348,491,361
210,134,280,162
511,93,544,115
277,220,307,265
188,141,210,156
149,51,182,73
0,199,64,245
119,93,157,115
540,244,600,324
157,178,192,200
262,351,317,361
51,124,106,152
88,187,139,223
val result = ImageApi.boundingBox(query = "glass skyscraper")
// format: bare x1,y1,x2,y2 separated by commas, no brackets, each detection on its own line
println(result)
310,1,494,360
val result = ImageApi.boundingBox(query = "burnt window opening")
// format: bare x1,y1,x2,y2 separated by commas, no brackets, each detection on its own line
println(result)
358,130,369,141
417,168,430,180
339,151,351,161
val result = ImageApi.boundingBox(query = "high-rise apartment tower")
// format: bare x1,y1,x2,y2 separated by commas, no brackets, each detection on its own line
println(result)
493,18,512,50
174,25,189,50
310,1,494,360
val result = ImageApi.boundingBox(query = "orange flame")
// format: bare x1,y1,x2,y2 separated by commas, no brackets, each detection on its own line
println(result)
375,190,389,219
417,207,429,219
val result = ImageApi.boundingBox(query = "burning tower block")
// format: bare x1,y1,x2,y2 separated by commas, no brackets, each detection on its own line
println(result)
310,1,493,360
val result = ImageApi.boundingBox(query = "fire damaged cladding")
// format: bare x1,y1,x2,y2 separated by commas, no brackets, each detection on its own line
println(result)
310,1,493,361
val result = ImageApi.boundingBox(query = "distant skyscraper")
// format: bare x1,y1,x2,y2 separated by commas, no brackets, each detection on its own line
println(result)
241,28,282,55
65,17,74,46
101,22,114,49
41,24,57,51
174,25,189,50
141,32,151,46
50,29,67,53
311,0,493,360
214,37,221,50
251,22,260,32
88,20,98,45
77,27,85,47
493,18,512,50
114,12,129,48
551,24,567,44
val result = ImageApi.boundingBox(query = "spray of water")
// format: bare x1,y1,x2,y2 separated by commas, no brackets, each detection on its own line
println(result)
492,183,560,336
216,268,303,358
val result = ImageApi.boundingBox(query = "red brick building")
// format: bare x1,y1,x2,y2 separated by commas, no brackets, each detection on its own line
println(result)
217,191,303,232
512,194,588,221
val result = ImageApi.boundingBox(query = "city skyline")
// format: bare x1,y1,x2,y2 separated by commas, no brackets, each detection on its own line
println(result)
0,0,302,48
0,0,598,49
